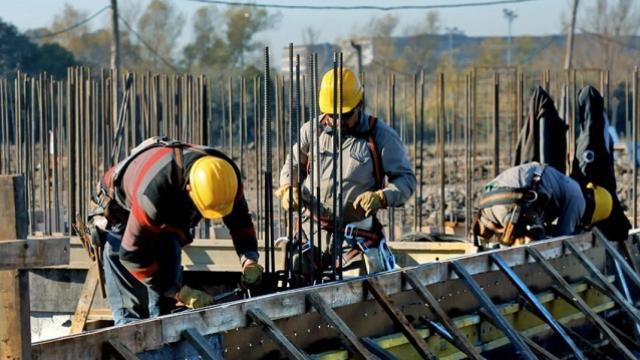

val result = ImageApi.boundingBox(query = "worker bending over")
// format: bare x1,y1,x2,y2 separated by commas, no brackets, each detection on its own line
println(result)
92,137,263,325
475,85,629,246
473,162,612,246
276,68,416,276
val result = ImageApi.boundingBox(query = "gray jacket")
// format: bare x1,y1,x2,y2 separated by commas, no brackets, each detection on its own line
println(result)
481,162,585,236
280,112,416,224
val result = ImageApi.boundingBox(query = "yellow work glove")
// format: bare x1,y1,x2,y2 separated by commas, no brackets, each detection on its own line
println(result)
177,285,214,309
275,185,301,211
353,190,386,217
241,261,264,288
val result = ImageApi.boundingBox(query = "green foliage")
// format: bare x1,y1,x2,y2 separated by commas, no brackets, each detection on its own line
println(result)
182,5,280,78
0,17,75,78
137,0,184,71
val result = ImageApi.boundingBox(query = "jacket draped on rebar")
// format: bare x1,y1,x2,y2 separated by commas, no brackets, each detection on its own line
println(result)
513,86,567,173
570,85,630,241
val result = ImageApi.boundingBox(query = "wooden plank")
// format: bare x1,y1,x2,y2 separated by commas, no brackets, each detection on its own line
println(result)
306,293,377,360
364,278,437,360
0,175,31,360
0,270,31,360
403,270,484,360
181,328,222,360
69,263,100,334
0,237,69,270
0,175,27,240
246,308,309,360
103,340,139,360
32,233,596,358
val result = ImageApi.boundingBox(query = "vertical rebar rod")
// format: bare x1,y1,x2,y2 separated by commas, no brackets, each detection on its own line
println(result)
337,52,344,280
465,73,472,237
493,72,500,177
418,70,425,231
412,74,418,231
633,67,638,228
331,52,338,279
438,73,446,233
227,77,233,160
287,44,294,286
306,54,316,284
313,53,322,268
388,74,395,241
263,47,275,274
295,54,304,284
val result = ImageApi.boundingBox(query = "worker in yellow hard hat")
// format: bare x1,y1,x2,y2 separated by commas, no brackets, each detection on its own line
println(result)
276,68,416,277
92,137,262,325
472,162,616,248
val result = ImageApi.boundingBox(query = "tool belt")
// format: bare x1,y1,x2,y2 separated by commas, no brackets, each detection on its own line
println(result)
310,213,384,264
474,166,548,246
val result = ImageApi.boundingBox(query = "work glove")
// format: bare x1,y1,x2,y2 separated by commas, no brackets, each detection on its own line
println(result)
177,285,214,309
275,185,311,211
353,190,385,217
241,260,264,288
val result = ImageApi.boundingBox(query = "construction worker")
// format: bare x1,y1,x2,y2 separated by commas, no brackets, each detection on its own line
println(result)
276,68,416,276
474,164,616,247
92,137,262,325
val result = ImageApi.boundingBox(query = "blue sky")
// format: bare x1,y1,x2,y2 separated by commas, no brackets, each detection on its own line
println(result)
3,0,568,54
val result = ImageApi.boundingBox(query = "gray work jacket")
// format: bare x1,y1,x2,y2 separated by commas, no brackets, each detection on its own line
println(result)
481,162,585,236
280,112,416,224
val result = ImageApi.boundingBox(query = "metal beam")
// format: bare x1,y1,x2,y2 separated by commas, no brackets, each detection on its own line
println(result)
527,246,636,360
306,293,377,360
478,309,560,360
403,270,484,360
102,340,138,360
364,278,437,359
364,278,437,360
490,253,586,360
450,261,537,360
181,328,222,360
594,229,640,290
246,308,309,360
360,337,397,360
564,239,640,324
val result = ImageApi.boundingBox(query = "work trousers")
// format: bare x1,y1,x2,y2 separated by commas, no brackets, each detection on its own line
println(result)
103,231,181,325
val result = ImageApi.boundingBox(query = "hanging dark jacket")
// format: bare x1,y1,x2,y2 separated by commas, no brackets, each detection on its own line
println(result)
513,86,567,173
570,85,630,241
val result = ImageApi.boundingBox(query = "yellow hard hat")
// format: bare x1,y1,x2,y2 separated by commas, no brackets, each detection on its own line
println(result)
319,68,363,114
587,182,612,224
188,156,238,219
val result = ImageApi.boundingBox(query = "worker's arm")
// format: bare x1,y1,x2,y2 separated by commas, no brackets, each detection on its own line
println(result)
376,122,417,207
222,184,259,265
279,120,311,187
554,176,586,236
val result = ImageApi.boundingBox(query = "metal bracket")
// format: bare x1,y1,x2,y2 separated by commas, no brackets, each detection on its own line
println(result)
181,328,222,360
102,340,138,360
364,278,437,360
246,308,309,360
306,293,378,360
450,261,537,360
403,270,484,360
360,337,398,360
489,253,587,360
526,246,636,360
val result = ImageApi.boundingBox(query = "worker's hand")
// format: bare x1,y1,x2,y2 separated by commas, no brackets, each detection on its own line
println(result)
241,260,264,288
275,185,301,211
353,190,385,217
177,285,214,309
